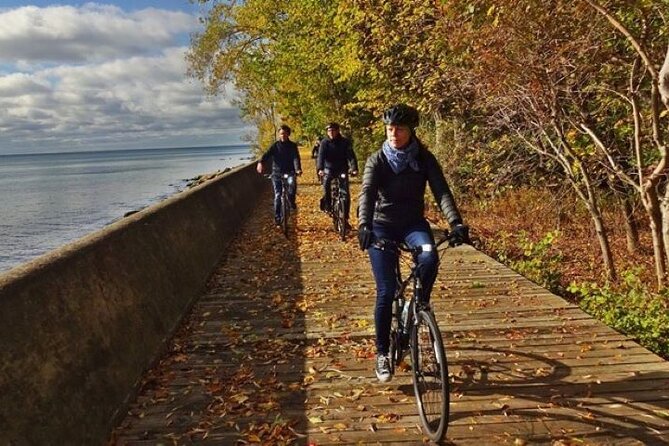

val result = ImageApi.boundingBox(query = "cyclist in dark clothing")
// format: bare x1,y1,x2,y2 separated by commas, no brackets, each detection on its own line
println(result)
357,104,470,383
317,123,358,219
256,125,302,226
311,136,323,182
311,137,322,159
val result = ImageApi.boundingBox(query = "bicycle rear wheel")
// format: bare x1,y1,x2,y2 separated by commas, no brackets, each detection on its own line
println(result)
410,310,449,442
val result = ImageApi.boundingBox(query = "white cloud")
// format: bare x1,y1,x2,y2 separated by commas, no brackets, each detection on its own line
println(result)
0,4,196,65
0,4,248,153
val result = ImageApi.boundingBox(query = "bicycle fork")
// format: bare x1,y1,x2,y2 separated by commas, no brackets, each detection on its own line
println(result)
399,272,440,364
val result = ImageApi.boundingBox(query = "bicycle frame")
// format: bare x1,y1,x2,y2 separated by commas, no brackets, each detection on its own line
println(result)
329,172,349,240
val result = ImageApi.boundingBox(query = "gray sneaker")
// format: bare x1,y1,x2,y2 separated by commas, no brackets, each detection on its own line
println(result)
375,354,392,383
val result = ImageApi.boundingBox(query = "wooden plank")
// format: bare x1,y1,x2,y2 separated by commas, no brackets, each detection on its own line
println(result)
109,181,669,446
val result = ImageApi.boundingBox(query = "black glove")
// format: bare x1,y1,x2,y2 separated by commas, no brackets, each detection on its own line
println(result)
450,224,471,246
358,224,373,251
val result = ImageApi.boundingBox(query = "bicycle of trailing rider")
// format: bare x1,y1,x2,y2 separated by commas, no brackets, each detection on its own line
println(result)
329,172,353,241
373,231,453,442
267,173,294,236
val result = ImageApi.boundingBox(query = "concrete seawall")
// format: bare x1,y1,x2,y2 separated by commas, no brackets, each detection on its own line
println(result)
0,162,266,445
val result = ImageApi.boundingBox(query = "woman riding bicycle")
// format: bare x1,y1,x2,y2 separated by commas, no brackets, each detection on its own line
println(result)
357,104,470,383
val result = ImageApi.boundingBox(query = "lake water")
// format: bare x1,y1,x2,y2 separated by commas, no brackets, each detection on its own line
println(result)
0,145,252,273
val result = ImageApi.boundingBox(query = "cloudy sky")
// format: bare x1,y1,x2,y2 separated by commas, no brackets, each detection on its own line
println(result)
0,1,250,155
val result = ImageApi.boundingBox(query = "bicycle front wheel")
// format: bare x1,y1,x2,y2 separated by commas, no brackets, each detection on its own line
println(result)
410,310,449,442
331,199,339,232
338,197,347,241
388,299,400,375
281,194,289,236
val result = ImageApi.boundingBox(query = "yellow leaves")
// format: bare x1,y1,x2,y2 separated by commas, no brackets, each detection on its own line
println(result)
309,416,324,424
352,318,370,328
257,401,279,411
375,412,401,423
579,411,596,420
655,410,669,418
296,298,310,312
231,393,250,404
305,345,327,358
348,388,365,401
325,370,341,379
533,367,551,377
247,433,262,443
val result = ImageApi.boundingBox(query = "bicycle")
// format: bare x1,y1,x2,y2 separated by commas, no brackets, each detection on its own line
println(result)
329,172,350,241
267,173,294,236
373,231,453,442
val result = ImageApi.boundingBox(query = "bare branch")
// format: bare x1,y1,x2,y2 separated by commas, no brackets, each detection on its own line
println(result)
584,0,658,80
580,123,640,191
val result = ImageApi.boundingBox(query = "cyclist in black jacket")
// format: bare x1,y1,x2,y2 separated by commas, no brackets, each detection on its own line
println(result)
257,125,302,226
317,122,358,220
357,104,470,383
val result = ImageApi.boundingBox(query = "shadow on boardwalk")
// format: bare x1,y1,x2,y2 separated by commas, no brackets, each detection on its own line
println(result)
111,177,669,445
111,187,309,444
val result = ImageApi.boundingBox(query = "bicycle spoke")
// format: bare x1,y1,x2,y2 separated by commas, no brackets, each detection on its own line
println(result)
411,310,449,442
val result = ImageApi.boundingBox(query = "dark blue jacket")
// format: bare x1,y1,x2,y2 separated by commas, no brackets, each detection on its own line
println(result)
260,140,301,177
317,135,357,174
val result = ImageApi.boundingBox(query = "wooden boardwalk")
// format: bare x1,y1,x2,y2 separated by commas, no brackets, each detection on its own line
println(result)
111,175,669,445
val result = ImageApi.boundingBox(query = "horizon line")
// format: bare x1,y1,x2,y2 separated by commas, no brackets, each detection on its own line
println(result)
0,143,251,157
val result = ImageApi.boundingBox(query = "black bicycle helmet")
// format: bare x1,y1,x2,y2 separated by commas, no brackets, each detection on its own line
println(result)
326,122,340,131
382,104,419,129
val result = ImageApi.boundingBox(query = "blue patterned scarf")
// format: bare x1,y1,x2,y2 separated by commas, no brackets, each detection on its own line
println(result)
382,137,420,174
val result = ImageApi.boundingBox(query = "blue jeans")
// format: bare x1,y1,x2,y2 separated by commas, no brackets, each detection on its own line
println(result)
368,219,438,355
272,174,296,221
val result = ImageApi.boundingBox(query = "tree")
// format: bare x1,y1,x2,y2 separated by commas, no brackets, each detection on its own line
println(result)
579,0,669,287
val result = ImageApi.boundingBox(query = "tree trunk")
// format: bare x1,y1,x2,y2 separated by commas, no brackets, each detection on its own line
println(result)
659,41,669,107
661,184,669,274
551,119,617,281
620,194,639,254
641,186,667,289
585,200,617,282
560,160,617,281
578,179,616,282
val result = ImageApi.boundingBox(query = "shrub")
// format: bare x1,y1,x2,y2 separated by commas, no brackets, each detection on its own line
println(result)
509,230,563,294
568,270,669,358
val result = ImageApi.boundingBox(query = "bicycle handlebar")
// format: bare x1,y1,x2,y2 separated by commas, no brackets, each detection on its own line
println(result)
263,173,297,179
372,230,455,255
